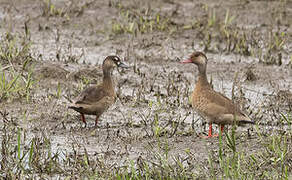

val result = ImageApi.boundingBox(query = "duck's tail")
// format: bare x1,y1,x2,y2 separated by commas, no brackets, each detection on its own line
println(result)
238,115,255,125
220,114,255,125
68,103,83,112
239,120,255,124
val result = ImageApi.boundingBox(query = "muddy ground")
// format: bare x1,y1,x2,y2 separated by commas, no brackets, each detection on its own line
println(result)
0,0,292,179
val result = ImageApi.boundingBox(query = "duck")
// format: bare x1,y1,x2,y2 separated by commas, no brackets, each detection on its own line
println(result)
69,56,128,127
181,52,254,138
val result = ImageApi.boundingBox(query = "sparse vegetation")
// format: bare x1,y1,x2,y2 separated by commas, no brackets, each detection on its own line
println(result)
185,3,289,66
110,3,173,35
0,0,291,179
0,111,291,179
0,32,35,101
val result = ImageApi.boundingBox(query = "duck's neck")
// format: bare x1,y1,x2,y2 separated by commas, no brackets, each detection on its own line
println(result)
197,64,210,88
103,70,114,90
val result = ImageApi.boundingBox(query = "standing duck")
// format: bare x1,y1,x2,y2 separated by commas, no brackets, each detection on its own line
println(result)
181,52,254,138
69,56,128,127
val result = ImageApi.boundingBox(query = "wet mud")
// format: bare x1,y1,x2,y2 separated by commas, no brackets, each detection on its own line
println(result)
0,0,291,178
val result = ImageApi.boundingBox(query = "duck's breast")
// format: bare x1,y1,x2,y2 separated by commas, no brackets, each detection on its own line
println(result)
192,88,210,118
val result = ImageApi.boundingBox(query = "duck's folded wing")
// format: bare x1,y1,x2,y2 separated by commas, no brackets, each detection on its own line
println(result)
74,85,107,104
205,89,242,113
70,96,115,114
203,103,252,124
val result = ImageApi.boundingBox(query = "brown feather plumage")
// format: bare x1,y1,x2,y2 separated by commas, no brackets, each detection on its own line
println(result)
68,56,128,127
181,52,253,137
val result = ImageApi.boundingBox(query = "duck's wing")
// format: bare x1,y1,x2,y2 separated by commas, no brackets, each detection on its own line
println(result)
205,89,242,114
202,102,252,124
70,95,115,115
74,84,108,105
202,89,253,124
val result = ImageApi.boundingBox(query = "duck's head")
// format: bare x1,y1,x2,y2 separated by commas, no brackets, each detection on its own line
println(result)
180,52,208,66
103,56,128,72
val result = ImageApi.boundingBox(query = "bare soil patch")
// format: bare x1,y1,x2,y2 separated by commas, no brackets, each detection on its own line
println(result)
0,0,291,179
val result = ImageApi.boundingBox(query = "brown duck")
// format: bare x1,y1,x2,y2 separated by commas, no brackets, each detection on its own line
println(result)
69,56,128,127
181,52,254,138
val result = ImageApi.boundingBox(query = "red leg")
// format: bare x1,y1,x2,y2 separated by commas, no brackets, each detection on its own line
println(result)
220,125,224,135
95,116,99,127
213,125,224,137
208,123,213,137
201,123,218,138
201,124,224,138
80,113,87,125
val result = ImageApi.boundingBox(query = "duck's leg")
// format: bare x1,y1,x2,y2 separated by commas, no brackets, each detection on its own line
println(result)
202,124,224,138
201,123,216,138
95,116,99,127
220,125,224,135
208,123,213,137
209,124,224,137
80,113,87,127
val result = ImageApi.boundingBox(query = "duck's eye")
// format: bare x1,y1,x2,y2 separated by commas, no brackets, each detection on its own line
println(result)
114,56,119,62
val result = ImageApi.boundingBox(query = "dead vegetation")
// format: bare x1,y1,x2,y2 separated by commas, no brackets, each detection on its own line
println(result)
0,0,291,179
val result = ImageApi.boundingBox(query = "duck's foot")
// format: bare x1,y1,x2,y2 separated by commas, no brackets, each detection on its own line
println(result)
82,123,87,128
200,134,219,138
